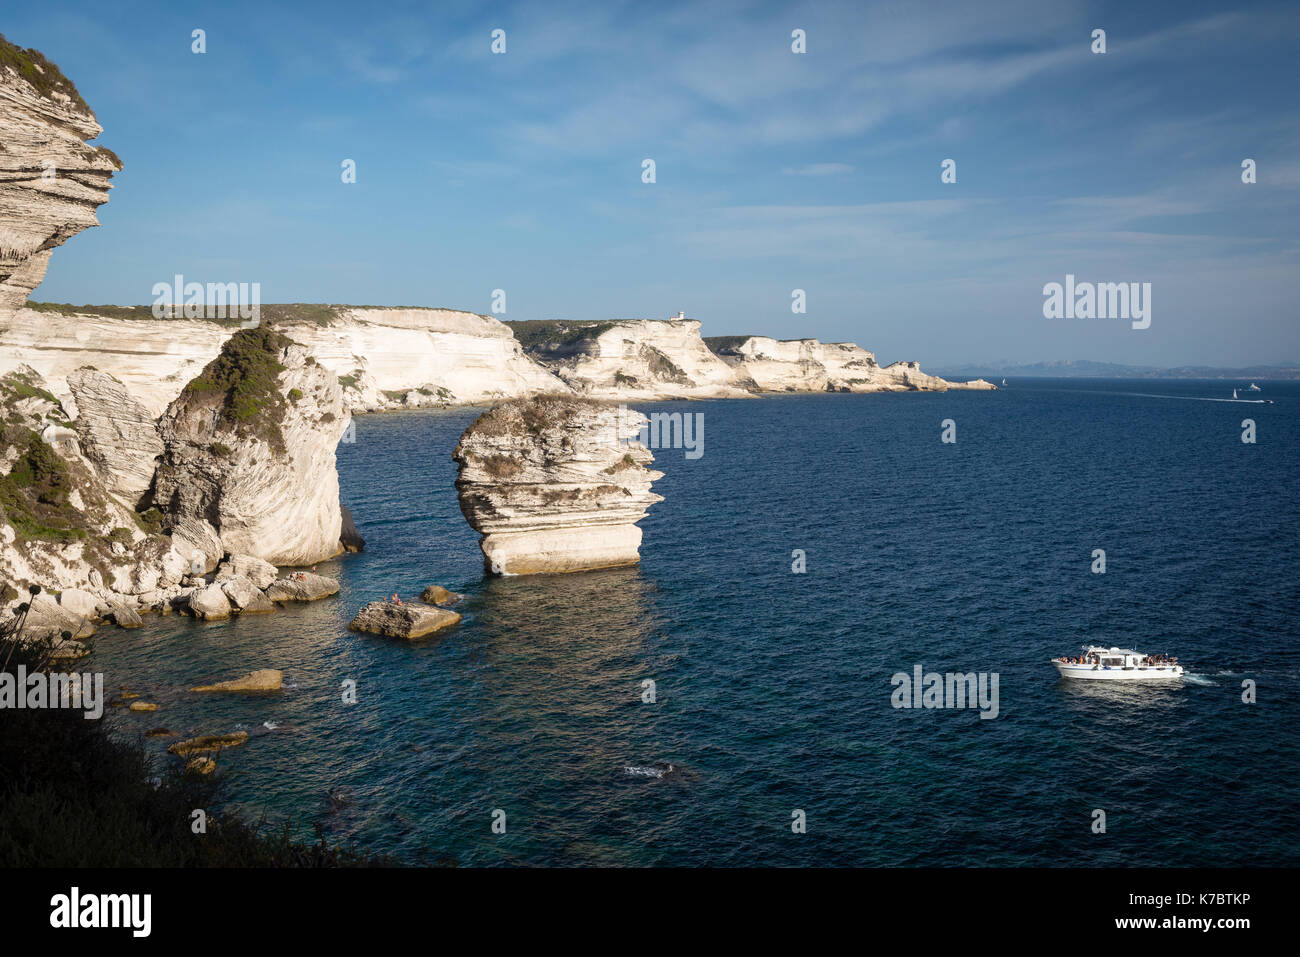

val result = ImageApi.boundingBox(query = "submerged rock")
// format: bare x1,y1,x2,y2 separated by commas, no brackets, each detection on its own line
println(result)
348,601,461,639
265,573,339,602
168,732,249,756
190,669,283,693
418,585,463,606
453,395,663,574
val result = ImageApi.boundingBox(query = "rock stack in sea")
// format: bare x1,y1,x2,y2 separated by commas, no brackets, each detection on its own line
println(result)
452,395,664,575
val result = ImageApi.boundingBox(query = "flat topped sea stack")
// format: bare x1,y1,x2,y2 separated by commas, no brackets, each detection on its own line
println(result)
453,394,664,575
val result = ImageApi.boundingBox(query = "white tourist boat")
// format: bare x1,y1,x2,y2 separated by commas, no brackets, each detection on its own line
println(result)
1248,382,1261,391
1052,646,1184,681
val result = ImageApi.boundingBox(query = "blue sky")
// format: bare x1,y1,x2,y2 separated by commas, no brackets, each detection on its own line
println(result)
6,0,1298,366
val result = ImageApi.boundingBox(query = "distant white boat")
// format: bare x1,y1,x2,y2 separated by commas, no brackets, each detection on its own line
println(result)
1001,378,1007,386
1248,382,1261,391
1053,646,1183,682
1232,389,1238,399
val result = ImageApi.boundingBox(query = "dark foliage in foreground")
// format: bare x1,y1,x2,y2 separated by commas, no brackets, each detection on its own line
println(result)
0,591,393,867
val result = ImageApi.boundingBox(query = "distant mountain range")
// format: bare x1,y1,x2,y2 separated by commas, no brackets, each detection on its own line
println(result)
932,359,1300,380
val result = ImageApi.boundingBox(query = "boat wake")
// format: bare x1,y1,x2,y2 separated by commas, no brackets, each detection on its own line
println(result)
1117,392,1270,404
1183,673,1217,686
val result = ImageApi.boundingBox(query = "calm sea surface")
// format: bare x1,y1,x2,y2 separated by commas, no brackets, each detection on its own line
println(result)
90,378,1300,866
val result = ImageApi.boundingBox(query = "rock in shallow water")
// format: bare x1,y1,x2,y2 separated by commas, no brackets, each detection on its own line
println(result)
187,583,232,620
265,573,339,602
190,669,283,693
167,731,249,756
216,553,279,590
419,585,463,606
220,575,274,613
348,601,461,639
106,605,143,629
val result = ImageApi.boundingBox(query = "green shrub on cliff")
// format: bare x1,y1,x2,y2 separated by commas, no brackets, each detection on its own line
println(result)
0,430,87,543
0,33,89,112
505,320,616,352
183,326,292,452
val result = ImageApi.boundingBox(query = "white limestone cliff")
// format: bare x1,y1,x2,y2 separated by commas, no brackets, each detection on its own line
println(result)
510,318,753,400
0,308,231,417
280,307,568,411
706,336,996,392
0,306,567,417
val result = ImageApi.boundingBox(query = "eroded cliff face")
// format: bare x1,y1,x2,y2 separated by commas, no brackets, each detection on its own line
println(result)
67,367,164,507
0,365,185,602
281,307,567,410
453,395,663,575
510,318,753,400
151,328,351,569
706,336,996,392
0,36,119,313
0,308,231,417
0,306,567,417
2,305,993,417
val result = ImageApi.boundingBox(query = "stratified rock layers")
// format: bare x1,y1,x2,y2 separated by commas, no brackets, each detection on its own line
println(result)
66,367,164,507
513,318,751,401
0,38,119,312
453,395,663,575
706,336,996,392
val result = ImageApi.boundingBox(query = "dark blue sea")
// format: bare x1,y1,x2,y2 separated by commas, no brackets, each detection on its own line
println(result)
92,378,1300,866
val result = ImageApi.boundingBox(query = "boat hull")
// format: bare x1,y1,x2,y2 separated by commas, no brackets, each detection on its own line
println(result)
1053,661,1183,681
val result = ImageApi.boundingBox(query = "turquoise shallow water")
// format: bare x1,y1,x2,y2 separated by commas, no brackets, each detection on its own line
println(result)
90,379,1300,865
